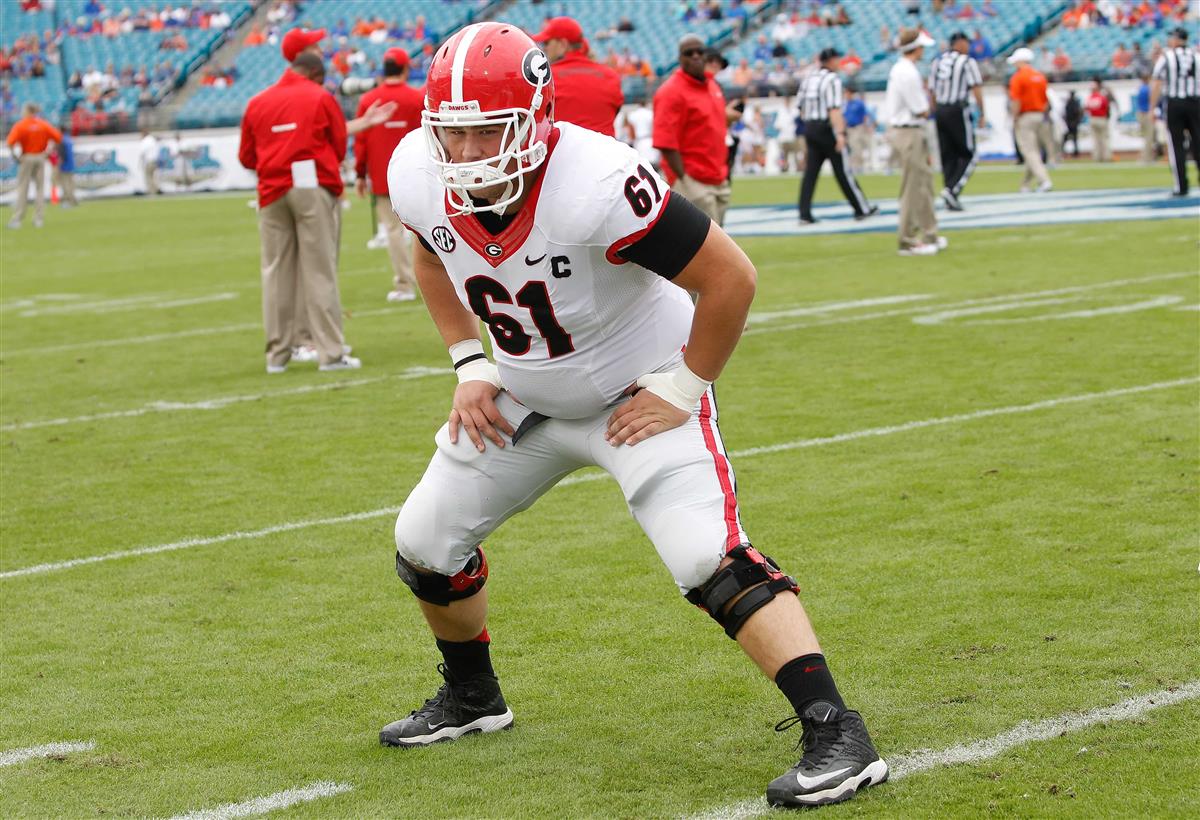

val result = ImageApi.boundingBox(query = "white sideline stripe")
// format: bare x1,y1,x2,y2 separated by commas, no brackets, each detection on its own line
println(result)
685,681,1200,820
1,304,424,357
0,508,401,579
743,271,1198,336
168,781,353,820
747,294,932,324
0,367,449,432
16,292,238,318
5,377,1193,580
970,295,1184,324
0,740,96,766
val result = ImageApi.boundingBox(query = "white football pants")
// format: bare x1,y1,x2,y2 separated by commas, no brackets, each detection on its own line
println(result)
395,388,748,592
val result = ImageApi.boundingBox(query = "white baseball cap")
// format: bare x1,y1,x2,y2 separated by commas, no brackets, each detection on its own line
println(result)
1007,47,1035,65
898,30,936,53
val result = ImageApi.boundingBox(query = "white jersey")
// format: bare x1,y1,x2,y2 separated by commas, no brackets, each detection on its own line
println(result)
389,121,694,419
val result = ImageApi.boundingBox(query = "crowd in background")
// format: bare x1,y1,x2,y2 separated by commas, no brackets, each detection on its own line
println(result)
1060,0,1190,30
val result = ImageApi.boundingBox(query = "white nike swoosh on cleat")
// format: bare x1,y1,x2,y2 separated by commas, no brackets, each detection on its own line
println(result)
794,766,852,790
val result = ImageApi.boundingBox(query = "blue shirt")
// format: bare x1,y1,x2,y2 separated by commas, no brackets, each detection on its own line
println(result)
1135,84,1150,114
843,98,867,127
59,136,75,172
970,37,994,61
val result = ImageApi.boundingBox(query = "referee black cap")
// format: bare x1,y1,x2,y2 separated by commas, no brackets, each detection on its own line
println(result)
949,30,969,44
1169,26,1188,41
704,48,728,69
818,47,842,62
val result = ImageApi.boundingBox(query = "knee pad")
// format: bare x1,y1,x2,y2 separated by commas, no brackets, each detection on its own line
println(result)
395,546,488,606
686,544,799,640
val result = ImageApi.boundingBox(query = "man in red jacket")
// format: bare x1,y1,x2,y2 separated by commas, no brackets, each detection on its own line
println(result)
239,38,358,374
532,16,623,137
354,47,425,303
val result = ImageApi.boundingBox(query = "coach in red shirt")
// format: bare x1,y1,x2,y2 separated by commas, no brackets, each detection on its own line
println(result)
532,16,623,137
239,29,357,373
354,47,425,303
653,34,735,225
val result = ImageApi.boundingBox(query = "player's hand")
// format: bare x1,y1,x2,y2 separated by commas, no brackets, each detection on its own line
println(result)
355,178,367,197
977,116,987,129
835,135,847,152
605,388,689,447
449,381,514,452
362,99,397,126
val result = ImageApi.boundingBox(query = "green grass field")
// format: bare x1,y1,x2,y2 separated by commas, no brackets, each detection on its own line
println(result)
2,164,1198,818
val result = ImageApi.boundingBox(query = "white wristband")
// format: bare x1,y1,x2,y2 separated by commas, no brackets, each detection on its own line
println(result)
635,362,712,412
449,339,503,389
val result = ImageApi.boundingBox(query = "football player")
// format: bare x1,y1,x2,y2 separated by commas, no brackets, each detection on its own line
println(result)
379,22,887,808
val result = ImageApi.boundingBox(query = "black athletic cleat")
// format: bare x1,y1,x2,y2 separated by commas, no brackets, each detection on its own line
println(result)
799,216,819,225
765,700,888,808
940,188,964,211
380,663,514,747
854,205,880,221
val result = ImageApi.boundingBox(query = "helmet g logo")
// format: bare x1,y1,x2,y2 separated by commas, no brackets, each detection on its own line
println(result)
522,48,551,87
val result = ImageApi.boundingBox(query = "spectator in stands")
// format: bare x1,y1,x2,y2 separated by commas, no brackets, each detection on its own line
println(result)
880,24,894,53
981,0,999,15
6,102,62,229
1085,76,1118,162
654,33,736,225
160,32,187,52
1111,43,1133,77
1130,42,1150,76
833,4,852,26
1052,48,1072,81
244,23,266,46
617,16,635,33
733,58,753,87
533,16,624,137
753,35,772,63
353,47,423,303
840,49,863,75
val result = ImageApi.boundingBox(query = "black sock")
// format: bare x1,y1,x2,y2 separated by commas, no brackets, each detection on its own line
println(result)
775,653,846,715
436,629,494,681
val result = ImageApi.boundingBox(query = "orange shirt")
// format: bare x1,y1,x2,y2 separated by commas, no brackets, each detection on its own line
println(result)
1009,65,1048,114
6,115,63,155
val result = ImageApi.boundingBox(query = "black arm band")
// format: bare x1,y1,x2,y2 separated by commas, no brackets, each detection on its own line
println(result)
617,193,711,280
453,352,487,370
417,233,434,254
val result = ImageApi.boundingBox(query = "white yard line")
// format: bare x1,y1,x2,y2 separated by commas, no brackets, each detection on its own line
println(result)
0,367,448,432
747,294,933,324
0,740,96,767
15,293,238,318
686,680,1200,820
4,377,1194,580
743,271,1198,336
167,781,353,820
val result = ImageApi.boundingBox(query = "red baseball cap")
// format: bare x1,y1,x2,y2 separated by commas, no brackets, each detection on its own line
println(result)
281,27,325,62
532,16,583,44
383,47,409,67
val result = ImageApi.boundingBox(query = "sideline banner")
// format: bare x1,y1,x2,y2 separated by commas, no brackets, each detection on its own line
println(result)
0,127,258,203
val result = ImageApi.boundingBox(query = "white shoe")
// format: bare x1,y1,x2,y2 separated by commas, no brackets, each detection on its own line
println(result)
291,344,319,363
898,243,939,256
33,217,43,228
266,363,287,374
387,290,417,302
319,355,362,371
1036,180,1053,193
1019,184,1031,193
935,236,949,250
7,219,19,229
366,232,388,250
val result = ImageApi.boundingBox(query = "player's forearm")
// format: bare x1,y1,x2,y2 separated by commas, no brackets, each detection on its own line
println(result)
414,256,480,348
830,109,846,136
685,274,754,382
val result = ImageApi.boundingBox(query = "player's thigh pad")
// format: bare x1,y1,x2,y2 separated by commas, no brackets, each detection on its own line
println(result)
599,390,747,590
394,392,580,574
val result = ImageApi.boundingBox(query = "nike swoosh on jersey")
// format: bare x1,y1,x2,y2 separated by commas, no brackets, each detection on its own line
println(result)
794,766,853,790
524,254,546,265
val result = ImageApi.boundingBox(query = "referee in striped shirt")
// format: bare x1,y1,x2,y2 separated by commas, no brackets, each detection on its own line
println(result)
797,48,877,224
929,32,985,211
1150,27,1199,197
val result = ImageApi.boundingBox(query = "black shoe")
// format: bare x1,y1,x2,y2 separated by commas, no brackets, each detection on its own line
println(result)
854,205,880,221
765,700,888,808
380,663,514,747
799,216,819,225
940,188,964,211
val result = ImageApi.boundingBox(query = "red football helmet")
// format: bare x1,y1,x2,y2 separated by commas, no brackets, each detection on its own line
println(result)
422,22,555,215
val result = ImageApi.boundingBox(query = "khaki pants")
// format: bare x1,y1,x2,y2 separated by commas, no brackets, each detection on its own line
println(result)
142,159,158,195
848,124,873,174
52,166,78,206
778,138,804,173
671,174,731,226
11,153,47,224
1138,112,1156,163
376,197,416,295
1090,117,1111,162
890,127,938,250
258,187,345,367
1015,112,1052,188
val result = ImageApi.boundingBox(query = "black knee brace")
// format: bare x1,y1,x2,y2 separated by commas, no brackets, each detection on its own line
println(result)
686,544,800,639
395,546,488,606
